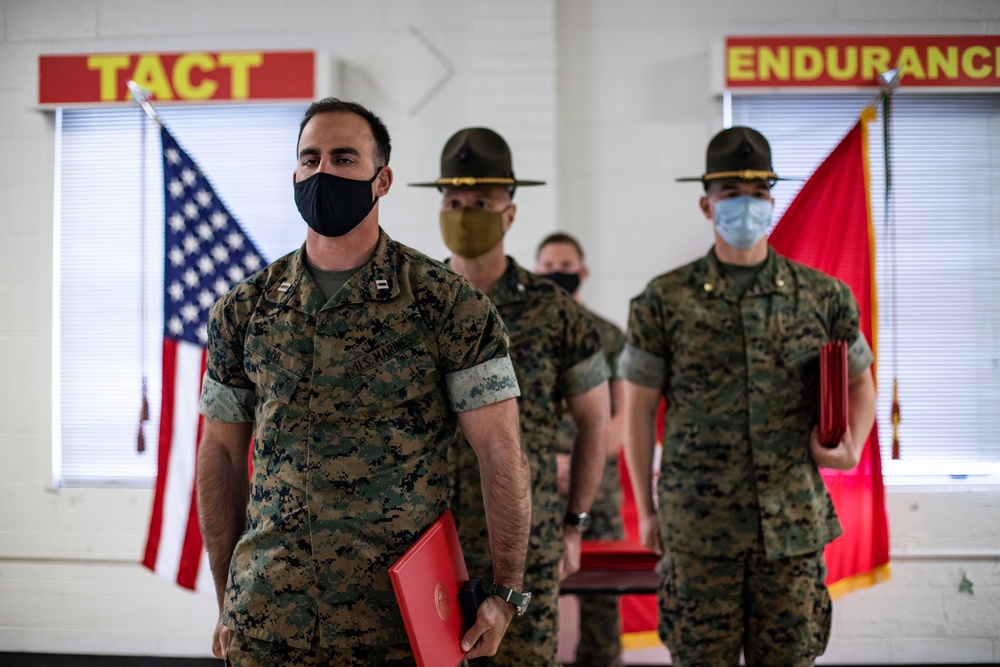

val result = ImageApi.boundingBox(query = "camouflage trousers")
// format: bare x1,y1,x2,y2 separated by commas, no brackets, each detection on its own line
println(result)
657,546,832,667
571,472,624,667
225,631,415,667
573,592,623,667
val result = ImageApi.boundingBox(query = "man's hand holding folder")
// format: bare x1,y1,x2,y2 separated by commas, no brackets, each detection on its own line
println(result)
389,511,520,667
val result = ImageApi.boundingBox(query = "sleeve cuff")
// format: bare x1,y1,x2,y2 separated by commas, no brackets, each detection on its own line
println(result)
562,350,612,398
618,344,667,389
847,333,874,378
446,356,521,412
198,372,255,423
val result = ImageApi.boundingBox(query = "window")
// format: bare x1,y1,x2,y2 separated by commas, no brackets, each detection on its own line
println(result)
55,104,307,486
731,93,1000,479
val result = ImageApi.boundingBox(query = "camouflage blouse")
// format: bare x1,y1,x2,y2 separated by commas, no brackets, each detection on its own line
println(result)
620,247,873,560
199,229,519,649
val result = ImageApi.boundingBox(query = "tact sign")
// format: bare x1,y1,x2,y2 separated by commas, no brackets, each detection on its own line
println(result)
39,50,315,105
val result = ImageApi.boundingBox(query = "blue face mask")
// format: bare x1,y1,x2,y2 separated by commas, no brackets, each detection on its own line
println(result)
712,195,773,250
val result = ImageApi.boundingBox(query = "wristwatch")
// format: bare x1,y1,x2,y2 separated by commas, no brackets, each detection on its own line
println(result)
490,582,532,616
564,510,592,533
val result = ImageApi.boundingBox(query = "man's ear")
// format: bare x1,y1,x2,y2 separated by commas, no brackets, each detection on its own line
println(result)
374,166,394,197
502,203,517,232
579,263,590,282
699,195,713,221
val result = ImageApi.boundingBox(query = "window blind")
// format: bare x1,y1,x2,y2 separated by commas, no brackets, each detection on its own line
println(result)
55,103,307,486
732,93,1000,468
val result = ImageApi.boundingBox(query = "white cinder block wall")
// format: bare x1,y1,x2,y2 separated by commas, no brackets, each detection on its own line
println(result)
0,0,997,662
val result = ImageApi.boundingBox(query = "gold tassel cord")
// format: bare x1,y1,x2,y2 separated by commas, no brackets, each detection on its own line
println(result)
138,382,149,453
891,378,900,460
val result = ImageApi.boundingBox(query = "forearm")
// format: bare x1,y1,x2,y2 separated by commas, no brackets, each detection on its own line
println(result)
607,379,625,459
566,411,609,515
461,399,531,589
196,422,251,610
480,445,531,588
565,382,611,514
847,367,877,457
623,382,659,516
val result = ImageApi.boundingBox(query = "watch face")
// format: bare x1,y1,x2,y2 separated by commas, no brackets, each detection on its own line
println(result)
567,511,591,532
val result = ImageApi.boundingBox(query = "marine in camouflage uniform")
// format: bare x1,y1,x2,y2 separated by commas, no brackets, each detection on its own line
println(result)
558,311,624,540
198,100,531,667
455,259,609,666
620,127,876,667
412,127,612,666
535,232,627,667
556,309,626,667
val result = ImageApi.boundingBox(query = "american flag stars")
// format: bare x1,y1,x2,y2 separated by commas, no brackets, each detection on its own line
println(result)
160,126,265,346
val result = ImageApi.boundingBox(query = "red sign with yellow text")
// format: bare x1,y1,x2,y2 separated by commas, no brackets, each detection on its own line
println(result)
727,36,1000,88
39,50,314,105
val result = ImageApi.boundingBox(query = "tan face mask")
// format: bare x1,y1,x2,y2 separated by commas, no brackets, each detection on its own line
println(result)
439,208,505,259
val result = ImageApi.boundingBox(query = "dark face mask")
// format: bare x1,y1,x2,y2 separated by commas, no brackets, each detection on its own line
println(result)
294,167,382,237
539,271,580,295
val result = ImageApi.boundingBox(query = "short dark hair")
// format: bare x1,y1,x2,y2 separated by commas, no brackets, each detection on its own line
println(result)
536,232,584,261
297,98,392,166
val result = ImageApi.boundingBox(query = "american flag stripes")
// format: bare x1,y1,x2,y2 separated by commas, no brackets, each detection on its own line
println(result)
142,124,265,592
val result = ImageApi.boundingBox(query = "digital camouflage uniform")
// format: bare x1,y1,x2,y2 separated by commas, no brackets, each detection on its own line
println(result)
199,228,520,660
555,310,626,667
619,247,873,667
453,258,609,667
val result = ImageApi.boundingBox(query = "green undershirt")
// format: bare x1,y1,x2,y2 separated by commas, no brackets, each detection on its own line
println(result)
304,257,362,303
719,257,767,297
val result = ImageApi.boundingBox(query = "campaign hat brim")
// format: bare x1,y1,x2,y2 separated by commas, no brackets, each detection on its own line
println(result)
409,177,546,188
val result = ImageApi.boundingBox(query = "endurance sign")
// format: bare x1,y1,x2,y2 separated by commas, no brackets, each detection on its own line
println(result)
39,50,315,105
726,36,1000,88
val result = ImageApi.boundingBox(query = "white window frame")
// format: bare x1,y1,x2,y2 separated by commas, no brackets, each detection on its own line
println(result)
730,91,1000,485
53,103,307,488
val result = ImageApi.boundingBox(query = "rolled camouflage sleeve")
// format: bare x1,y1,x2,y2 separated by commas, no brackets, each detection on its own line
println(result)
618,343,667,389
561,350,611,398
830,280,874,378
621,285,669,388
199,294,255,422
446,355,520,412
847,331,874,378
435,279,519,410
557,298,609,398
199,372,255,422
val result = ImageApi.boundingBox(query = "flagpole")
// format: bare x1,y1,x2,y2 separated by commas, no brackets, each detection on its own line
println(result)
128,81,159,453
127,80,163,127
875,69,901,460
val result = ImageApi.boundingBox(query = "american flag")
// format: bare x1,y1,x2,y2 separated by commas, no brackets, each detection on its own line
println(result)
142,124,265,592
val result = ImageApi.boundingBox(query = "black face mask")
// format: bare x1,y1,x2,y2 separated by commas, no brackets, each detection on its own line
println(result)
294,168,381,237
539,271,580,295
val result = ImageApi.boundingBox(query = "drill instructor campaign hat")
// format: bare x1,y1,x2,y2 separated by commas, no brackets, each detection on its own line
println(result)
409,127,546,189
676,126,794,184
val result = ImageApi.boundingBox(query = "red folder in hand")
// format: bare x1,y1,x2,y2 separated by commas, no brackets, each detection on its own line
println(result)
389,510,469,667
819,340,848,447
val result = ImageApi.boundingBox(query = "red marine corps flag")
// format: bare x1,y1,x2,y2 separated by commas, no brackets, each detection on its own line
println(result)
768,106,891,597
141,123,265,591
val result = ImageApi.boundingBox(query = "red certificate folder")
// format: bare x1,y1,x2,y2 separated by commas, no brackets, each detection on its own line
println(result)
389,510,469,667
580,540,660,571
819,340,849,447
